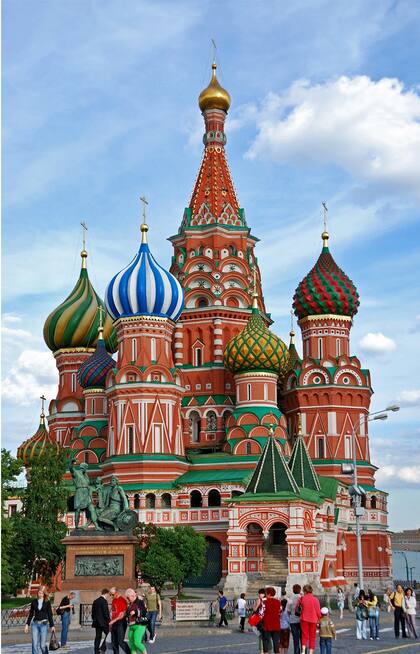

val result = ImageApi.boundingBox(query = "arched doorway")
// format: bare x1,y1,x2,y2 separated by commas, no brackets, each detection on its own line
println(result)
263,522,289,584
269,522,287,546
184,536,222,587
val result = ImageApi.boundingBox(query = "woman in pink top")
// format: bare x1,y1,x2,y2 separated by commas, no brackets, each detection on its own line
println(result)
295,585,321,654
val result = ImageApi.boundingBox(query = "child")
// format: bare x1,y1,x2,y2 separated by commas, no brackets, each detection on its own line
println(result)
319,607,336,654
280,597,290,654
237,593,247,632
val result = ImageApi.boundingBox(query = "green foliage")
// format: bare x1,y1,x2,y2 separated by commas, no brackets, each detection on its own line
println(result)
11,446,68,589
1,450,24,595
135,524,206,595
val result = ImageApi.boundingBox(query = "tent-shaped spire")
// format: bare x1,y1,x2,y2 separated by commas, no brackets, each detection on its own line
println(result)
288,433,321,492
246,433,299,494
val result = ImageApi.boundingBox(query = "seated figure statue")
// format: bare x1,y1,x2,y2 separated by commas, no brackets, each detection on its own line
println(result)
97,476,129,531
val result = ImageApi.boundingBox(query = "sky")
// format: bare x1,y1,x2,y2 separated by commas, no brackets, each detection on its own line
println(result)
2,0,420,532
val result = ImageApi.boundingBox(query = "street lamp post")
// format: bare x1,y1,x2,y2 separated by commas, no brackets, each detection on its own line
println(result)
394,550,410,582
343,405,400,591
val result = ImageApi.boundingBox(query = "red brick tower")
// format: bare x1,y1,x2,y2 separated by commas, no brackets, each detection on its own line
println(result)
169,63,268,451
283,229,375,486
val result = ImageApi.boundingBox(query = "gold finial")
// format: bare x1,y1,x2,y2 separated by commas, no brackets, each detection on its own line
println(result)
40,394,46,425
252,266,259,310
290,309,295,344
269,423,274,437
321,202,329,247
80,221,88,268
140,195,149,244
97,305,105,339
297,413,302,436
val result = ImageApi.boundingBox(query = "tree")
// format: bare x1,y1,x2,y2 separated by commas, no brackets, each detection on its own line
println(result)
1,450,24,594
13,445,69,588
135,524,206,594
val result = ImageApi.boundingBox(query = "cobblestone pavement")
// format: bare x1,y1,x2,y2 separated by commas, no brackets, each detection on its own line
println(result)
2,620,420,654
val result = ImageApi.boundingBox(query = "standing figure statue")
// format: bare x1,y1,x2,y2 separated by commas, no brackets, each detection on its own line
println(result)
97,476,129,531
69,458,100,530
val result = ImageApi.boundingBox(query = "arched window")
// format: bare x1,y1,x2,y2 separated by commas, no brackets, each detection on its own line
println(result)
318,338,323,359
317,437,325,459
247,383,252,401
231,490,243,498
145,493,156,509
161,493,172,508
151,337,156,361
134,493,140,509
245,441,252,455
361,494,367,508
197,297,208,308
190,490,202,508
206,411,217,432
132,338,137,361
195,348,202,366
126,426,134,454
336,338,341,356
371,495,377,509
208,489,221,507
189,411,201,443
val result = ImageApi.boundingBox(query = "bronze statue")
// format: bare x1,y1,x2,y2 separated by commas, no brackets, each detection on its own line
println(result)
97,476,129,531
69,458,99,529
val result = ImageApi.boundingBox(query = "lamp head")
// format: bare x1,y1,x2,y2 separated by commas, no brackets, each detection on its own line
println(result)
374,413,388,421
386,404,400,412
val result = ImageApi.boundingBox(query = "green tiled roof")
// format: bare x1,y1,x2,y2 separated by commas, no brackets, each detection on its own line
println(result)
288,435,321,492
246,436,299,495
181,394,235,407
74,419,108,435
232,487,324,505
175,468,252,486
318,475,339,500
231,406,282,420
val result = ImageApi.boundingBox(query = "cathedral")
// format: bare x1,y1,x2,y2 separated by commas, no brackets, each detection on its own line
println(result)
18,62,392,593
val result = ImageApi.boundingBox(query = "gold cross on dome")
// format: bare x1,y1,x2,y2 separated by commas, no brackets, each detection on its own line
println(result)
211,38,217,64
80,221,88,250
290,309,294,332
98,305,105,330
40,394,46,414
140,196,148,224
322,202,328,232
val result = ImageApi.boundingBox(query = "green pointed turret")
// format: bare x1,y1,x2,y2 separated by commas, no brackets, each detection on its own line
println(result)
288,434,321,492
246,434,299,494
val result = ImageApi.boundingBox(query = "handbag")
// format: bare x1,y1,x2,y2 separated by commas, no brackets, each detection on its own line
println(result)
49,631,60,650
295,600,303,617
248,612,262,627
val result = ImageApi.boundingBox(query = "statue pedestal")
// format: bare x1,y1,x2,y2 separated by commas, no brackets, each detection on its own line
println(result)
61,531,137,602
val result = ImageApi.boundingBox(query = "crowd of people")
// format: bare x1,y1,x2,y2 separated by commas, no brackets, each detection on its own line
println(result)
23,581,417,654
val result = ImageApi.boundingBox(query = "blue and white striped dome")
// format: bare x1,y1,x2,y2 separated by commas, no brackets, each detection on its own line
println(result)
105,225,184,322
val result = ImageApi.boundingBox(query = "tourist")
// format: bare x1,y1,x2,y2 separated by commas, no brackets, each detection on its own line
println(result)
384,588,393,613
390,584,408,638
56,591,75,649
261,586,281,654
252,588,271,654
92,589,110,654
295,584,321,654
236,592,247,632
366,589,379,640
24,587,55,654
287,584,302,654
146,585,161,643
355,591,369,640
125,588,148,654
217,589,228,627
318,607,336,654
279,597,290,654
336,588,344,620
404,588,417,638
109,587,130,653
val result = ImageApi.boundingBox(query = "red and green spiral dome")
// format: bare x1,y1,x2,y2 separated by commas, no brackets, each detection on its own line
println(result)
293,233,359,319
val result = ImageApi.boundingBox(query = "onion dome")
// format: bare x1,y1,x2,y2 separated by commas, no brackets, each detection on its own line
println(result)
293,231,359,319
77,315,115,389
17,411,60,466
224,295,289,375
43,250,117,353
198,63,231,113
105,222,184,322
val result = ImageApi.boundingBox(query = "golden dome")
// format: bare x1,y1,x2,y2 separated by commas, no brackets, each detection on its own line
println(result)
198,63,231,113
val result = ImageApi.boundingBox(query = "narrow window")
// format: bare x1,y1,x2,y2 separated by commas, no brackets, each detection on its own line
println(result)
245,441,252,455
317,438,325,459
328,411,336,435
318,337,323,359
336,338,341,356
151,337,156,361
127,425,134,454
359,413,366,436
134,494,140,509
195,348,202,367
132,338,137,361
71,373,76,393
345,435,352,459
247,384,252,401
154,425,162,453
91,399,95,415
300,413,307,435
264,383,268,400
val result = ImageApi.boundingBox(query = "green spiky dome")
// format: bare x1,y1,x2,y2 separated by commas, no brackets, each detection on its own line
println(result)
43,252,117,353
224,307,289,375
17,417,61,466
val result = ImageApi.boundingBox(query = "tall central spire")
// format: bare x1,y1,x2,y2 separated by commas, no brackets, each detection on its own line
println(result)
181,63,246,231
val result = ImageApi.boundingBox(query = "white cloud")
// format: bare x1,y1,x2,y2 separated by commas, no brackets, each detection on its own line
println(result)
2,350,58,406
376,465,420,486
246,76,420,198
2,313,23,324
2,325,32,342
396,390,420,407
358,332,396,355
